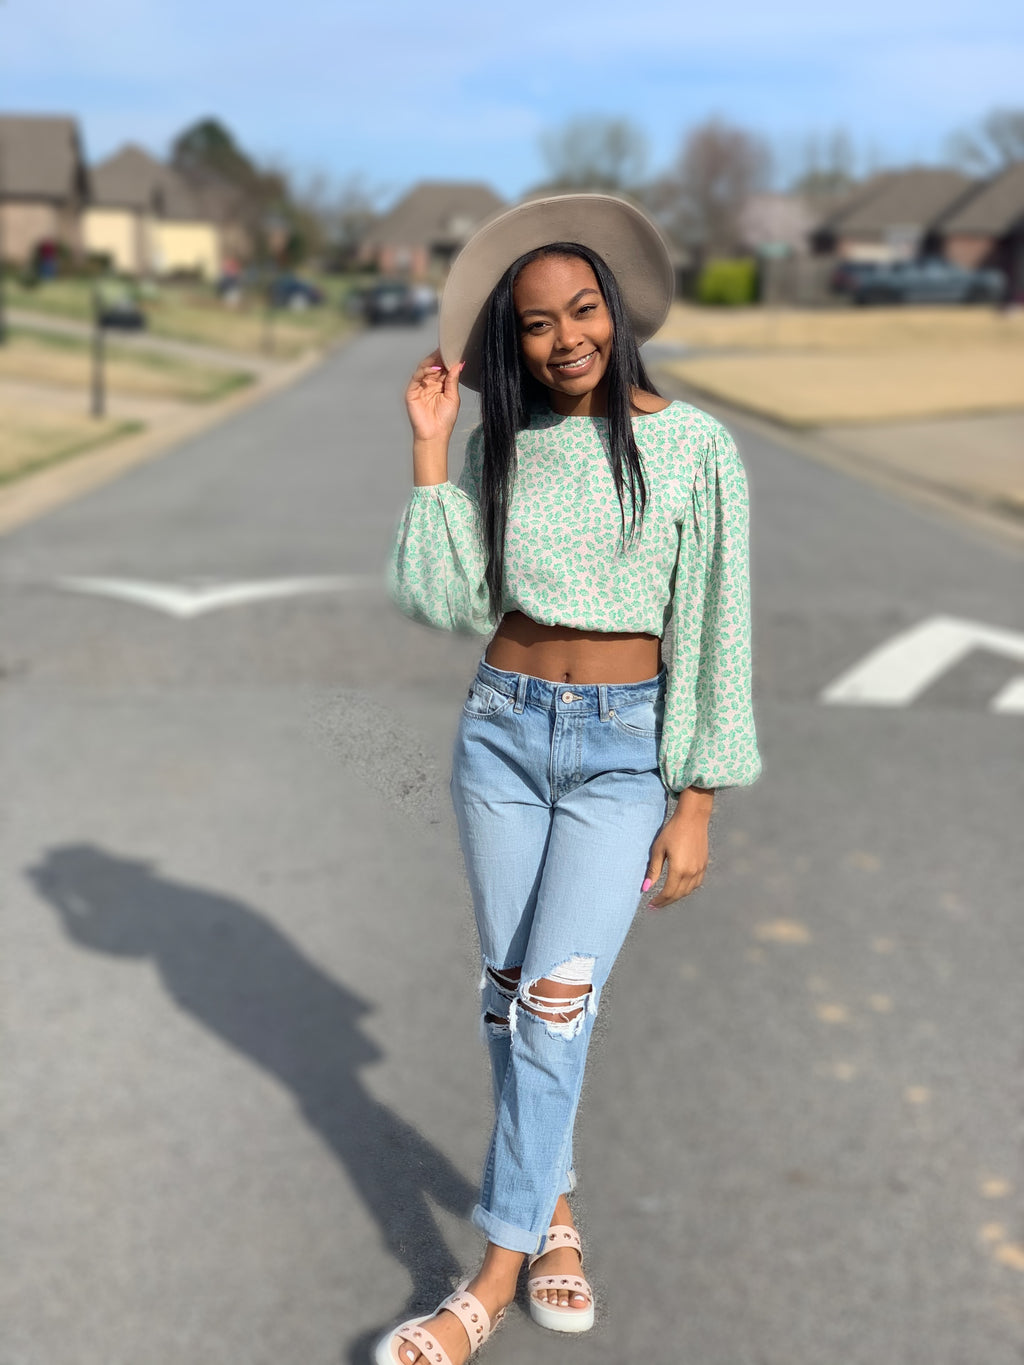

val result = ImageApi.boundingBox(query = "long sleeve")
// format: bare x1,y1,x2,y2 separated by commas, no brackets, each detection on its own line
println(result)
387,425,498,635
659,423,761,793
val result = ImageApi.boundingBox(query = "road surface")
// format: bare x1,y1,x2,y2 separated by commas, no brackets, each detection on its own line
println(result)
2,321,1022,1364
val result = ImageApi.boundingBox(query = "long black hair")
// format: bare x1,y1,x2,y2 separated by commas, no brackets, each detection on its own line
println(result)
478,241,661,623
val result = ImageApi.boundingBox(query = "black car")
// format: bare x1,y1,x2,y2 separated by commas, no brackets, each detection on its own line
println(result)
96,282,146,329
363,280,433,325
267,275,325,309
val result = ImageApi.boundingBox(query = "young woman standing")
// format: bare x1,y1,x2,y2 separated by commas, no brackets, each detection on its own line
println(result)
377,195,760,1365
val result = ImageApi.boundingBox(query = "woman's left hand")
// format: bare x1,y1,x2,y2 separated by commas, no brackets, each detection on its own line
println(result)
642,791,713,909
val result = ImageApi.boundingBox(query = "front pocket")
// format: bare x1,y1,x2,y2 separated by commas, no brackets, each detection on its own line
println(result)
608,693,663,737
462,679,514,719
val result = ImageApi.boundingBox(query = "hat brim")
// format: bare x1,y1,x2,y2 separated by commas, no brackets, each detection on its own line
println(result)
439,193,675,392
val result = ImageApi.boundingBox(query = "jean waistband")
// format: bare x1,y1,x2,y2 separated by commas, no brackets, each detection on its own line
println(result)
476,657,666,715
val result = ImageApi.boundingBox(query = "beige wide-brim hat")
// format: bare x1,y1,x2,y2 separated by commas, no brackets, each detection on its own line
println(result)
439,193,675,392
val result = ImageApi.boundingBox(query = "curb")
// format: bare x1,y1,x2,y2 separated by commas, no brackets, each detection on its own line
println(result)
654,368,1024,555
0,344,330,538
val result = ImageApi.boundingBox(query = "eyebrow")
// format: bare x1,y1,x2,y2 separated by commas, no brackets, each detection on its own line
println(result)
518,287,601,319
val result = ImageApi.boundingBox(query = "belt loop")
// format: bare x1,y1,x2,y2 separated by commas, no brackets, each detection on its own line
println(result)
514,672,528,714
598,683,610,720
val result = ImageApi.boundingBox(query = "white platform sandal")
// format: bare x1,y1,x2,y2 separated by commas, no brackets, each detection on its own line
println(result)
374,1279,507,1365
526,1224,595,1333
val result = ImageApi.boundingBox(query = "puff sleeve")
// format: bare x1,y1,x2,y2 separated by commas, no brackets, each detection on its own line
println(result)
387,425,497,635
659,423,761,793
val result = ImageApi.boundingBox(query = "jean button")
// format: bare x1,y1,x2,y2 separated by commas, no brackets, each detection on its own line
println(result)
561,691,573,703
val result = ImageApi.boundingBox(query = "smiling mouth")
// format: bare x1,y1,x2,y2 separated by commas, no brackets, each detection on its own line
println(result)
551,351,596,372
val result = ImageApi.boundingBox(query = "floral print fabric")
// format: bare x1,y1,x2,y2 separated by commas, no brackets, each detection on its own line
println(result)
388,400,761,793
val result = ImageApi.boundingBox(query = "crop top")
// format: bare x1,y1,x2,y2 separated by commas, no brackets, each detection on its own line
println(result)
388,399,761,794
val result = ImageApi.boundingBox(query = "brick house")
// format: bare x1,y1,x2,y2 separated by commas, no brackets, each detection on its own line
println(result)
811,168,975,262
359,181,504,279
937,161,1024,299
0,114,90,264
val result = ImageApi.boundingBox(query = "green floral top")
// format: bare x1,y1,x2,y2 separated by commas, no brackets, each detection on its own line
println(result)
388,400,760,794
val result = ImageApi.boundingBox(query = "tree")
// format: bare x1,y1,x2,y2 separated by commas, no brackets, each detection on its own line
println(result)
790,127,857,203
170,117,259,185
169,117,289,261
947,107,1024,174
535,115,648,194
649,118,772,255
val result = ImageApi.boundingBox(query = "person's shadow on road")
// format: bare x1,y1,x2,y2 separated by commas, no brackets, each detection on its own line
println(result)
28,843,478,1363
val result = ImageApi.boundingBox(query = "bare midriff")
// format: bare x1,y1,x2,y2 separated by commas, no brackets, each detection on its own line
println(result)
484,610,662,685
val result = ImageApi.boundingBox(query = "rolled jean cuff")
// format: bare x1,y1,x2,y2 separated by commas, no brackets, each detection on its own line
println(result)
471,1203,545,1256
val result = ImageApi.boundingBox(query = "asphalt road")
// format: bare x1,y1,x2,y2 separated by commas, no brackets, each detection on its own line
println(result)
2,321,1022,1365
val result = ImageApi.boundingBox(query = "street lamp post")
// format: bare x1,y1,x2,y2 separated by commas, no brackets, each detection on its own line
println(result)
91,285,105,417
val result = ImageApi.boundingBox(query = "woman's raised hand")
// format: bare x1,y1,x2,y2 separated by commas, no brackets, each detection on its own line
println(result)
405,349,464,445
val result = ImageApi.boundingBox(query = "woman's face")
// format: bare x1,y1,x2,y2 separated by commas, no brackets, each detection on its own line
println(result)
513,254,614,413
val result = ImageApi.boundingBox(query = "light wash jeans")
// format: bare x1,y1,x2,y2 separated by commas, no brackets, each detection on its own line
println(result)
450,658,669,1255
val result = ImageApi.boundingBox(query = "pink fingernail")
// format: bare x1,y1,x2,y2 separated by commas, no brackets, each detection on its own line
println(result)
641,878,653,892
428,365,442,371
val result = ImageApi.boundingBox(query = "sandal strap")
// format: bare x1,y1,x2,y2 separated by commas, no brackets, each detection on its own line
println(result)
393,1320,456,1365
527,1272,593,1300
437,1281,500,1353
527,1224,582,1269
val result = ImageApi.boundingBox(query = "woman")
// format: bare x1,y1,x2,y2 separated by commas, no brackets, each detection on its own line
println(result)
377,195,760,1365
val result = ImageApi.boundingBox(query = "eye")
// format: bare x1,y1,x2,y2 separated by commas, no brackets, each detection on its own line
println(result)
577,303,597,316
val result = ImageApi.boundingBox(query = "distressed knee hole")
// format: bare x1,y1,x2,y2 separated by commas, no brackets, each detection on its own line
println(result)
483,1010,511,1038
512,955,597,1040
483,962,522,1002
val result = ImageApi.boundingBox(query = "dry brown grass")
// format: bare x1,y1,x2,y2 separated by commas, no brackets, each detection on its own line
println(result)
654,304,1024,425
0,398,140,483
656,303,1024,353
0,331,252,401
662,349,1024,426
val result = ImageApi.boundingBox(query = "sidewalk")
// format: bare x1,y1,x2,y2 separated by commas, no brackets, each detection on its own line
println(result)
655,368,1024,549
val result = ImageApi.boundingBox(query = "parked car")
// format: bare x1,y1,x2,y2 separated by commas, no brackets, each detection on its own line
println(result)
268,274,325,310
830,260,884,296
96,282,146,329
851,259,1005,305
362,280,433,325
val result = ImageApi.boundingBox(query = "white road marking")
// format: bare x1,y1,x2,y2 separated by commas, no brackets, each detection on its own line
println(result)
820,614,1024,712
54,575,379,618
990,676,1024,715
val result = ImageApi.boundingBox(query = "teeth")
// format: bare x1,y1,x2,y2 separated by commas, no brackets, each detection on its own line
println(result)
555,352,594,371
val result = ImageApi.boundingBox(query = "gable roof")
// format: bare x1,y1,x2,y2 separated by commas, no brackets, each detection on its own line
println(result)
818,167,975,236
90,144,203,219
0,114,89,201
365,181,504,249
938,161,1024,236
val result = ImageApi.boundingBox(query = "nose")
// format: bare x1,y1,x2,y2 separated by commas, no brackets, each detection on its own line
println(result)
553,314,583,353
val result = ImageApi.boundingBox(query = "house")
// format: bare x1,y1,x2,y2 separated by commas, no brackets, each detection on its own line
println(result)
84,144,222,278
738,193,816,257
359,181,504,279
0,114,90,264
937,161,1024,299
811,168,975,262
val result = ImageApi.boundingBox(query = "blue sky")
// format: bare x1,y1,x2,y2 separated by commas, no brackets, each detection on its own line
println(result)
2,0,1021,205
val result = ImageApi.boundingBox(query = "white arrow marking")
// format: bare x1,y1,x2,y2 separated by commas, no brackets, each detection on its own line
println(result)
990,677,1024,715
821,614,1024,712
55,575,379,618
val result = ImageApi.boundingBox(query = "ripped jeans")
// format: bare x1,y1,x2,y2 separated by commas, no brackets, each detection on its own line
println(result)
450,657,669,1255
